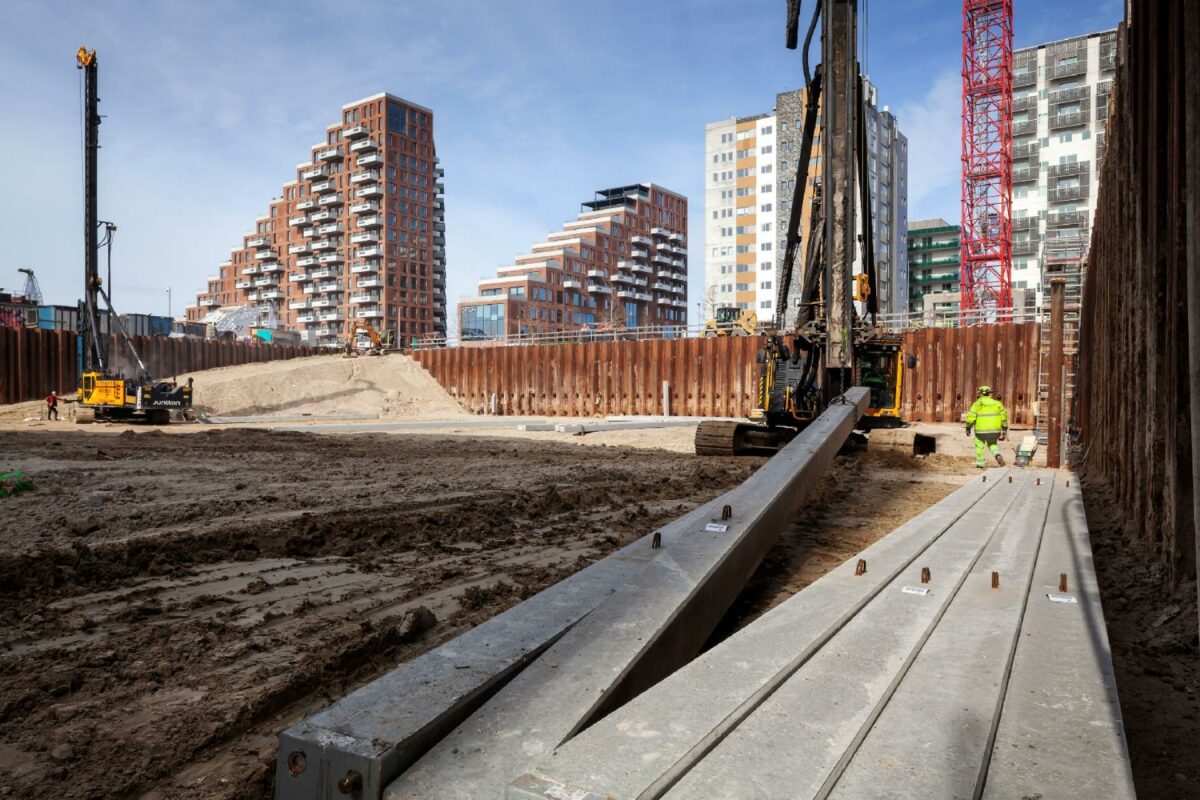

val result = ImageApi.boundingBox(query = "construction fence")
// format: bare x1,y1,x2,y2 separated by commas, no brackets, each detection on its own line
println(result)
1077,2,1199,589
413,323,1041,424
0,327,318,405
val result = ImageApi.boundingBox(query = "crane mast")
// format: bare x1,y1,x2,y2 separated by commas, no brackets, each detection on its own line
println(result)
77,46,107,373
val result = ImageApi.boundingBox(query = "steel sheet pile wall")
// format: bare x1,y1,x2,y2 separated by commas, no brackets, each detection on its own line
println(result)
902,323,1039,425
0,327,318,405
415,337,763,417
1077,4,1199,589
413,324,1039,422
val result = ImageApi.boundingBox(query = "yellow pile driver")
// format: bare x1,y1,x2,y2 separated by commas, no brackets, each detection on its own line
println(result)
695,0,904,455
75,47,191,424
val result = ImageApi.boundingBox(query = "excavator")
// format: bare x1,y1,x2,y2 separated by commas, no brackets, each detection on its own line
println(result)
343,320,395,356
75,46,192,424
696,0,905,456
703,307,759,337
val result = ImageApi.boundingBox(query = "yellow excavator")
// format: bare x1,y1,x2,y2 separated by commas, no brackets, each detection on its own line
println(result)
75,46,192,424
343,320,396,357
694,0,904,454
703,307,759,337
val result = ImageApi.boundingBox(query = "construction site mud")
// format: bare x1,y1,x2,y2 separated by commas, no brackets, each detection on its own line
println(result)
0,429,760,799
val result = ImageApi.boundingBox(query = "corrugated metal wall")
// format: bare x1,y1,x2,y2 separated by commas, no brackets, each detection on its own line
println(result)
1078,3,1199,589
413,324,1040,422
0,327,318,405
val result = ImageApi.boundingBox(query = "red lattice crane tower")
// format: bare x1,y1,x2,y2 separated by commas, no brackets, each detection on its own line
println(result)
960,0,1014,315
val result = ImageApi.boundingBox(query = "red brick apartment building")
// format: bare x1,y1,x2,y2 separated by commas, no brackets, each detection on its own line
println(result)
458,183,687,341
186,93,446,346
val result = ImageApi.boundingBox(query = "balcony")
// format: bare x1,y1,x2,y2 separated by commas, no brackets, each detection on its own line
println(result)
1049,160,1089,178
260,288,284,300
198,297,219,307
358,215,383,229
302,227,316,239
631,235,651,246
1013,68,1037,87
308,210,337,224
296,256,318,268
289,242,311,255
289,300,312,310
259,261,284,273
1012,168,1038,183
1050,60,1088,80
631,263,653,275
350,169,380,185
1049,185,1088,203
316,222,343,236
350,292,381,304
253,248,278,261
563,279,581,289
350,200,379,215
318,193,342,206
1012,119,1037,136
356,153,384,167
588,284,612,294
289,215,308,227
234,279,251,289
612,273,635,285
313,280,340,293
1049,85,1090,105
910,272,961,284
1047,210,1088,227
246,235,270,248
587,268,606,279
1100,54,1115,72
311,297,336,309
630,248,649,260
288,272,310,283
245,291,259,301
1012,142,1040,160
651,227,670,238
1012,239,1041,256
669,231,684,243
1013,216,1039,231
310,268,337,280
355,183,383,198
344,124,369,139
350,261,380,274
316,146,342,162
311,239,337,252
296,313,316,323
241,265,260,276
356,276,383,289
297,198,318,211
651,252,672,265
1012,95,1038,112
357,245,383,258
356,306,383,319
311,180,337,194
349,138,378,153
1048,111,1087,130
300,165,328,181
349,231,379,245
318,252,344,264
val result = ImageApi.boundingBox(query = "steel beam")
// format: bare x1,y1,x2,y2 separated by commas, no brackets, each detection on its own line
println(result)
384,389,870,799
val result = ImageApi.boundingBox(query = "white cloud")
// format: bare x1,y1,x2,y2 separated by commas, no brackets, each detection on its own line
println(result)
894,70,962,221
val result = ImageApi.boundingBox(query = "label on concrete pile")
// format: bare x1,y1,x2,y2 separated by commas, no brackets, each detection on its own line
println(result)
901,586,931,597
1046,592,1078,604
704,523,729,533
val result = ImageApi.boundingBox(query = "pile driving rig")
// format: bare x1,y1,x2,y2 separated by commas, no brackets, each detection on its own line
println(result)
75,46,191,424
695,0,905,456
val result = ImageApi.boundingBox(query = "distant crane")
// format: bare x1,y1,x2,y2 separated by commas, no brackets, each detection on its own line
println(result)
17,268,42,304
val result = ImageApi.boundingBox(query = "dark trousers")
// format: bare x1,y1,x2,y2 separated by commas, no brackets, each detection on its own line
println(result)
48,405,58,420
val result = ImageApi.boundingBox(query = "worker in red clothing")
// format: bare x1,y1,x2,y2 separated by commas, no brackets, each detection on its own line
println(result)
46,391,59,421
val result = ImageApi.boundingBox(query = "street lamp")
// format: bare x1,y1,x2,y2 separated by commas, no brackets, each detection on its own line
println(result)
166,287,172,319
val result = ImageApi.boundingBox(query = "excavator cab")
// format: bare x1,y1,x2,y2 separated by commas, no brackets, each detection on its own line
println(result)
855,340,905,428
705,307,758,338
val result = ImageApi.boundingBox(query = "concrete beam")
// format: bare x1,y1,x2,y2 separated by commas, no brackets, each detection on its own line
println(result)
384,389,870,799
981,479,1135,798
506,469,1022,799
275,499,725,800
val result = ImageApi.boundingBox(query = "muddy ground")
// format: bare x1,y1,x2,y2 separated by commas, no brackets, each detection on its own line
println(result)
0,429,761,799
1083,475,1200,800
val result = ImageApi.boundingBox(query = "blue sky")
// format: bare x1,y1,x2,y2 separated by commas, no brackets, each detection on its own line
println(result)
0,0,1121,324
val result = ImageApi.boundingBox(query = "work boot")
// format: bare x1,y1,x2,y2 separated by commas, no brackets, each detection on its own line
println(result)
995,454,1006,466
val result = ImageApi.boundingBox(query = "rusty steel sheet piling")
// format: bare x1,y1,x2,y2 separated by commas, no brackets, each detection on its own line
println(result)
413,325,1040,424
1077,0,1199,611
0,327,318,405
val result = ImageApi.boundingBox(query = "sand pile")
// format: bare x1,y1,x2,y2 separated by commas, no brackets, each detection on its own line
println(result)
180,354,467,419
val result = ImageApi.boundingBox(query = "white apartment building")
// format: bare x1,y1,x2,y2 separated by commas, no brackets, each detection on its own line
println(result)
1011,29,1117,307
704,81,908,325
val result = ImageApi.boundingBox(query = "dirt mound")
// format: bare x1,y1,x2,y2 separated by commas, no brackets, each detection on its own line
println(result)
179,354,465,419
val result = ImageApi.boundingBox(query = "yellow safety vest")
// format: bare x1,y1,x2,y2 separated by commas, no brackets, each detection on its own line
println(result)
966,396,1007,433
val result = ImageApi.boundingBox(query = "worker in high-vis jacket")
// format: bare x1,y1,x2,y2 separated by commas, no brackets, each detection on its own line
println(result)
965,385,1008,468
